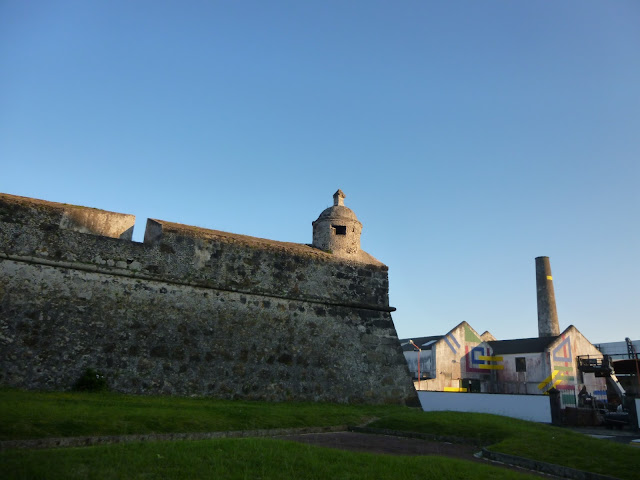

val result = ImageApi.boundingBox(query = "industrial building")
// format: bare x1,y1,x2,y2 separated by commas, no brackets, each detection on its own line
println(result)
400,257,619,409
401,322,607,409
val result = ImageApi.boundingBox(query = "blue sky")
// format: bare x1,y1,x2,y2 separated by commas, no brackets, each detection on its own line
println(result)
1,1,638,344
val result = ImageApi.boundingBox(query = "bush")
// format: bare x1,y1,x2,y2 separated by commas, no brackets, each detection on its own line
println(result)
73,368,108,392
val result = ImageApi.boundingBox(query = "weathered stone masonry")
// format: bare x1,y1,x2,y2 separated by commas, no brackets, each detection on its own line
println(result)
0,192,417,404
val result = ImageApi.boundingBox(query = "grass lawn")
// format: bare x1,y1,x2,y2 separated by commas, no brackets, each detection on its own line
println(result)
0,388,395,440
1,388,639,479
1,437,538,480
369,411,640,480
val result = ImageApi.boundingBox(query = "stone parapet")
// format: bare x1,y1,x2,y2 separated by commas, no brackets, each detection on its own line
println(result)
0,194,390,311
0,193,135,240
0,193,416,405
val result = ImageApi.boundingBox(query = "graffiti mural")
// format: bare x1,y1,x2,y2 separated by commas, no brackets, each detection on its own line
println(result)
444,331,460,355
538,335,577,405
464,345,503,372
441,323,504,392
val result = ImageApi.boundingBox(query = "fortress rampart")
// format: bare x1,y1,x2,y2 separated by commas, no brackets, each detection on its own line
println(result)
0,192,416,404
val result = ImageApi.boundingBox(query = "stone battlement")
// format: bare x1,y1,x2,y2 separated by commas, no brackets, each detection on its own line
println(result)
0,193,390,311
0,192,415,405
0,193,135,240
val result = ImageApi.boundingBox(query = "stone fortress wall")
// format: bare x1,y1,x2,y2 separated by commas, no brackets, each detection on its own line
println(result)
0,191,417,404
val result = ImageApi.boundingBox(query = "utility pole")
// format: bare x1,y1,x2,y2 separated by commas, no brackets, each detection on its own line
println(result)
410,340,422,391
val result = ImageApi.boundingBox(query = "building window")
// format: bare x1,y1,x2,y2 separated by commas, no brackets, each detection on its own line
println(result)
515,357,526,372
333,225,346,235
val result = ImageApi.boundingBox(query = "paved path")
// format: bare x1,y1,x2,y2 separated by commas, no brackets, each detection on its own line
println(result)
274,431,562,477
276,431,481,458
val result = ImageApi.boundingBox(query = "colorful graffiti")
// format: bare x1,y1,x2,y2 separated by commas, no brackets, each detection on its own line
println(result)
443,324,503,392
538,335,576,405
464,345,503,372
444,331,460,355
444,325,504,374
464,324,480,343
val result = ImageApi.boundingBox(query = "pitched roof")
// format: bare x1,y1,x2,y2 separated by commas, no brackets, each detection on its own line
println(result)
488,336,559,355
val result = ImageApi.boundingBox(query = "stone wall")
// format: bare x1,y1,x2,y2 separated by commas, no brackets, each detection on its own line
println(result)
0,192,135,240
0,193,417,404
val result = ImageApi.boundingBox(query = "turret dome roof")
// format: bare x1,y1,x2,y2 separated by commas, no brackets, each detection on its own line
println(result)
314,205,360,223
312,189,361,225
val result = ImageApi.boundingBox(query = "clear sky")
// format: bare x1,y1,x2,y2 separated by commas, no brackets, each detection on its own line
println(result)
1,1,638,344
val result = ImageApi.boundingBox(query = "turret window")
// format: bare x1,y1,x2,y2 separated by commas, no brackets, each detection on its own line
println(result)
333,225,346,235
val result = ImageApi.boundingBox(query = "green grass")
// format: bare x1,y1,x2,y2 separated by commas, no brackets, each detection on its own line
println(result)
1,389,639,479
369,411,640,480
0,388,395,440
369,409,536,444
0,437,537,480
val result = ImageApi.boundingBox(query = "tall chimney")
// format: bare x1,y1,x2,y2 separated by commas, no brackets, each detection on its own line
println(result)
536,256,560,337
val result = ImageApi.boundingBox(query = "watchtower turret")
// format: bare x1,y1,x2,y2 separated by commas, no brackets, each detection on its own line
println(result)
312,189,362,257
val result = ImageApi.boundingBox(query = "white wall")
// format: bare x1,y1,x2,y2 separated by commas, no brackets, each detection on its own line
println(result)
418,391,552,423
498,352,547,394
